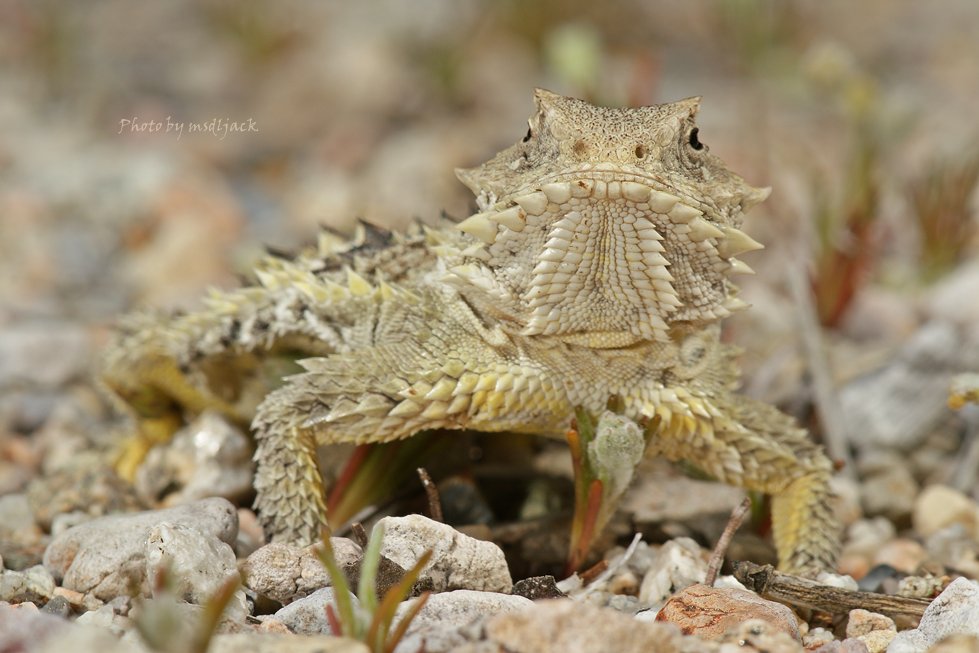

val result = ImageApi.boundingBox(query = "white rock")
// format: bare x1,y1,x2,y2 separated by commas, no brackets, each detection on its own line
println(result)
242,540,355,605
145,521,247,622
0,564,56,604
208,632,370,653
887,577,979,652
637,538,706,606
377,514,512,593
270,586,357,635
43,497,238,600
135,411,254,505
393,591,535,653
815,572,859,592
74,603,126,635
846,608,896,653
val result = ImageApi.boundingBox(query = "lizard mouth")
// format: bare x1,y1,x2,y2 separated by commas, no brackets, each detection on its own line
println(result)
455,166,764,341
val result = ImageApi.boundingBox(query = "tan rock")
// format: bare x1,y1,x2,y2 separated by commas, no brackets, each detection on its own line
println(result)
846,609,897,653
655,583,800,641
913,485,979,538
485,598,704,653
872,539,926,574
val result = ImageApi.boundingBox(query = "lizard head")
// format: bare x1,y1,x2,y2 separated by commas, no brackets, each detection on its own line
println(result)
451,89,770,346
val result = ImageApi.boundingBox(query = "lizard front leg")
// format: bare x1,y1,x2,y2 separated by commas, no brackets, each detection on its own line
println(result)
645,390,839,574
252,336,573,544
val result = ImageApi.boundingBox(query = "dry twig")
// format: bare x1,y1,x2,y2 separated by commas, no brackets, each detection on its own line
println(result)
705,497,752,586
350,522,369,548
733,561,931,620
416,467,443,522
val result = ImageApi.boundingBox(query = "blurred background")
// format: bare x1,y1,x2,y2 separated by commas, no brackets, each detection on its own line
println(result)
1,0,978,575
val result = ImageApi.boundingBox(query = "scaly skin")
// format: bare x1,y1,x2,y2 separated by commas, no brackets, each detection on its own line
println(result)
102,90,840,573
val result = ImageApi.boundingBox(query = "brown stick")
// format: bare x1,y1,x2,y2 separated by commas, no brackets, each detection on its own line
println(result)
350,521,369,548
417,467,443,522
705,497,752,586
732,561,931,620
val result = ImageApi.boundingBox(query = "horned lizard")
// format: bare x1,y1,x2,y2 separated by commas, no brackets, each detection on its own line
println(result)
102,89,840,573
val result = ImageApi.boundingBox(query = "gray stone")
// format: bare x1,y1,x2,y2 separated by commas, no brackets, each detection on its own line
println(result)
270,586,356,635
0,602,136,653
41,595,71,618
145,521,247,622
0,564,56,604
242,539,359,606
0,493,45,570
887,577,979,652
0,322,91,388
841,322,979,450
377,514,512,593
75,602,128,635
43,497,238,600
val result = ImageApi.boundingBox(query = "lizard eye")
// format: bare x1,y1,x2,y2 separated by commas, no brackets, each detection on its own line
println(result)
522,127,533,143
688,127,704,151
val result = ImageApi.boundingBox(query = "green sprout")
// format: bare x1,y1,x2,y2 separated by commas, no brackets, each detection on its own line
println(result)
566,403,651,573
316,525,432,653
134,565,241,653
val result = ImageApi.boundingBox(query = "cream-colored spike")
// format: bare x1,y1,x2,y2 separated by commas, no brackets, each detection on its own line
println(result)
425,378,457,402
742,185,772,211
622,181,650,202
728,258,756,275
295,282,329,304
461,244,491,261
648,190,680,213
346,269,372,296
668,203,702,223
717,227,764,258
378,281,395,300
421,401,449,419
723,296,751,313
491,206,527,231
446,395,469,415
388,399,423,417
515,191,549,215
317,230,348,256
687,216,725,241
457,213,499,243
255,269,281,290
